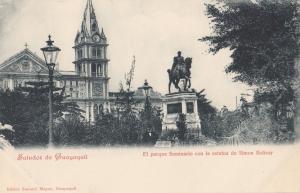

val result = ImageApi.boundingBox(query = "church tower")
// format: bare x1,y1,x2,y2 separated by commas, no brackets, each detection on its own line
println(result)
73,0,110,121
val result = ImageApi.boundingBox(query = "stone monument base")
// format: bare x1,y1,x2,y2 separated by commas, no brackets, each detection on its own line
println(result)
161,92,201,139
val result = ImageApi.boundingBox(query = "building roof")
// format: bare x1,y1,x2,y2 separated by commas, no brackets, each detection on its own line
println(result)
75,0,106,44
59,71,77,75
109,88,162,100
0,48,45,69
134,87,162,98
0,48,61,76
81,0,99,37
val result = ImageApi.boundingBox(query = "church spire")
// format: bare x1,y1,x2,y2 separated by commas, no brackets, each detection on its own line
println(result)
81,0,100,37
100,28,106,39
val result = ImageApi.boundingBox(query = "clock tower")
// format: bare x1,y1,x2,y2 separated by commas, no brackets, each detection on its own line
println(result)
73,0,110,121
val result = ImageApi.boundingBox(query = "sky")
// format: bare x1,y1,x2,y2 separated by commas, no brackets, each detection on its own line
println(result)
0,0,252,110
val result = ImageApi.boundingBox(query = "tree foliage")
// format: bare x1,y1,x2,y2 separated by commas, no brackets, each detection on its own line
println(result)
176,113,187,141
139,100,162,144
195,89,218,138
200,0,298,86
0,81,83,147
196,89,217,117
87,57,162,146
54,115,88,146
200,0,297,142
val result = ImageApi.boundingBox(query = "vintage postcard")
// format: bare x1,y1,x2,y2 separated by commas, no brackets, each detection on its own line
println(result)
0,0,300,192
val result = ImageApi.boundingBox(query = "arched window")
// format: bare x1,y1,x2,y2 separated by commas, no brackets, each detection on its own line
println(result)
92,47,96,58
98,104,103,114
97,48,101,58
92,23,97,32
92,47,101,59
94,104,98,115
100,64,103,76
78,64,81,73
91,63,96,77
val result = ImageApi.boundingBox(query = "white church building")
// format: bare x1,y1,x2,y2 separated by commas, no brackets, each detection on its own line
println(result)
0,0,162,122
0,0,110,122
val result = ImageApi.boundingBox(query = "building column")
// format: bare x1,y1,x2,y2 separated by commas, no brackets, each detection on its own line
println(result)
162,102,167,117
182,99,187,114
162,101,168,130
9,78,14,90
85,103,89,121
90,81,93,98
85,46,88,58
103,82,105,97
106,102,111,113
105,63,108,77
194,100,198,115
100,63,103,76
106,80,109,98
97,64,100,76
90,102,95,122
86,80,89,98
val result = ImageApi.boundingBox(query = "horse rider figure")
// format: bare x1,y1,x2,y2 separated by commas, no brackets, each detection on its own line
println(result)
172,51,185,75
168,51,192,93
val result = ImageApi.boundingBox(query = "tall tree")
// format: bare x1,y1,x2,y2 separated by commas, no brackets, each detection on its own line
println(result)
200,0,298,139
117,57,142,144
90,56,142,145
200,0,297,88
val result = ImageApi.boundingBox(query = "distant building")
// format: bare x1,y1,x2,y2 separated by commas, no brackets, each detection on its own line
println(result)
109,85,163,112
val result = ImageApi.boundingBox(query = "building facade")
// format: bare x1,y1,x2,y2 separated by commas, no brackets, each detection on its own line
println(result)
0,0,164,122
0,0,110,122
70,0,110,121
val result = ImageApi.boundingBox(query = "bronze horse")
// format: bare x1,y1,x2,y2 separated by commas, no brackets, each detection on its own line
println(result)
167,57,192,93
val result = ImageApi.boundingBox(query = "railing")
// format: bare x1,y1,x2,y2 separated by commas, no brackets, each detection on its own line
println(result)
91,72,103,77
90,56,102,59
78,72,102,77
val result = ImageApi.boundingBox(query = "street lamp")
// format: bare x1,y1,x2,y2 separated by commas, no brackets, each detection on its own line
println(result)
139,79,152,110
139,80,153,141
139,79,152,97
41,35,61,147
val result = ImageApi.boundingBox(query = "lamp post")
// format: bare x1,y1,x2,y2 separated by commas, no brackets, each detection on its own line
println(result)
115,95,122,126
139,80,153,139
138,79,152,109
41,35,61,147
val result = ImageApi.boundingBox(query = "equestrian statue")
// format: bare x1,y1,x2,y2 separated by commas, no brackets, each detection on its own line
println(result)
167,51,192,93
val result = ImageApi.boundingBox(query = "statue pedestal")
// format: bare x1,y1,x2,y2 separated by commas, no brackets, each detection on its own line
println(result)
161,92,201,138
